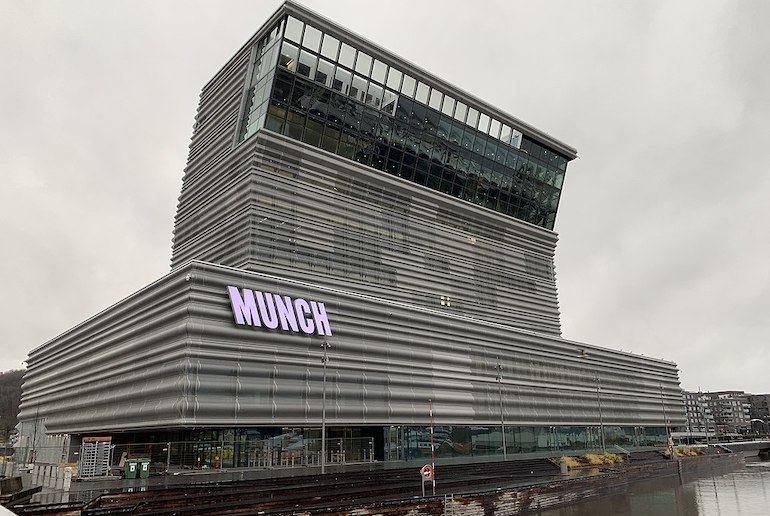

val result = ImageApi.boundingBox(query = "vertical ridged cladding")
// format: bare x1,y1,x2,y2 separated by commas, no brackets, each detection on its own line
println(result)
171,5,564,335
18,261,684,434
172,33,255,259
18,270,193,434
172,131,562,335
180,263,685,428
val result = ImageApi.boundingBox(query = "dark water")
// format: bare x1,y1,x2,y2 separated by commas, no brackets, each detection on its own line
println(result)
536,459,770,516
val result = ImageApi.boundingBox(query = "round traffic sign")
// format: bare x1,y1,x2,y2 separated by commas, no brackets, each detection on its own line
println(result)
420,464,434,480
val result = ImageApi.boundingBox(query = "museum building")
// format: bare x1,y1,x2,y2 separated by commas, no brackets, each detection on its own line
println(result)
17,1,685,469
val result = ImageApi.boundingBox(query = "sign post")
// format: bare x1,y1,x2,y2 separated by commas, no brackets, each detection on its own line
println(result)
420,464,434,497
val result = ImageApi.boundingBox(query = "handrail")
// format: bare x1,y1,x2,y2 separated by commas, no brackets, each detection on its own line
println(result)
613,445,631,462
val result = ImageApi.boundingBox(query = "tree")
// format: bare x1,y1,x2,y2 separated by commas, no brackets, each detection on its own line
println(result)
0,369,24,440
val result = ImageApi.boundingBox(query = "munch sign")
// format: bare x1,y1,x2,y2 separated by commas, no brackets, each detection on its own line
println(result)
227,286,332,336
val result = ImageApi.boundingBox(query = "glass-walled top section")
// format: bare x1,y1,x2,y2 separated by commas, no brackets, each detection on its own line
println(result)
239,14,572,230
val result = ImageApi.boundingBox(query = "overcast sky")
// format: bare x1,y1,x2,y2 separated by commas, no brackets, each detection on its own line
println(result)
1,0,768,394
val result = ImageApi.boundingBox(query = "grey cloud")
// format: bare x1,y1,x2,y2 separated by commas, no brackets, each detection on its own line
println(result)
1,0,768,394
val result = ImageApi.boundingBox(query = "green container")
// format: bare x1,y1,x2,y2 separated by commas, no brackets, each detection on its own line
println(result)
138,458,151,479
124,459,138,479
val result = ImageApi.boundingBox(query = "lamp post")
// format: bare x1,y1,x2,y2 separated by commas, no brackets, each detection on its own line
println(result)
595,377,606,453
659,383,670,439
320,341,330,474
496,357,507,460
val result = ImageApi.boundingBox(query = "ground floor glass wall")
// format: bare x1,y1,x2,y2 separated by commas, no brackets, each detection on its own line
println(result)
399,425,668,461
99,425,669,472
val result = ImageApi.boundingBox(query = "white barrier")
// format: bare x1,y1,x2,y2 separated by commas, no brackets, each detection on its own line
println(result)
63,467,72,491
55,466,64,489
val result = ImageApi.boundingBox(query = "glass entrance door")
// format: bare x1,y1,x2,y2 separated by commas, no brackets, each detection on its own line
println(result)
385,426,404,461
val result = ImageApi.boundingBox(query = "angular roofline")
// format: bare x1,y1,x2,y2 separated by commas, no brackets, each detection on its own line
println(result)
282,1,578,160
203,1,577,161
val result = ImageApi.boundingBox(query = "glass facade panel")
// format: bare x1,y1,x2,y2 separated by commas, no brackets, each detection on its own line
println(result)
355,51,372,76
400,425,665,460
400,74,416,98
338,42,356,68
478,112,491,134
284,16,303,43
441,95,455,117
386,67,402,90
297,50,317,78
350,74,367,102
467,107,479,129
489,118,501,140
382,89,398,115
279,41,299,71
428,88,442,111
415,82,430,104
366,82,383,108
371,59,387,84
320,34,339,60
301,24,322,52
315,58,334,88
333,66,352,94
454,101,467,123
239,15,570,230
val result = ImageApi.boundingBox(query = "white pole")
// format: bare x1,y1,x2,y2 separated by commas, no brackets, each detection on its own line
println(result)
497,357,507,460
321,341,330,474
429,399,435,496
595,377,605,453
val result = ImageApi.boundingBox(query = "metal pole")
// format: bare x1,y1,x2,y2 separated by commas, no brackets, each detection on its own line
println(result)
595,377,606,453
660,383,670,438
166,442,171,473
321,341,330,474
496,357,507,460
698,389,710,446
429,399,435,496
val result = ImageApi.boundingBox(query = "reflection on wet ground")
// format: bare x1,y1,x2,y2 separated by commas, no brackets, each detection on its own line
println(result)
535,458,770,516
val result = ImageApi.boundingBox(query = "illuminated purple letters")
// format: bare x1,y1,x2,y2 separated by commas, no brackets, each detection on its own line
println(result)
227,286,332,336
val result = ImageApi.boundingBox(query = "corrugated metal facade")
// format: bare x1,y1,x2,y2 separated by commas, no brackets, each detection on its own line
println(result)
20,261,684,435
18,1,685,460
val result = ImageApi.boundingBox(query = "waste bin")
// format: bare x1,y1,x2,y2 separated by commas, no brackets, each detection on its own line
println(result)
124,459,138,479
138,458,151,479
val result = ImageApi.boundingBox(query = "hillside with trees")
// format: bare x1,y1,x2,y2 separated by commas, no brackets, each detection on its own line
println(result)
0,369,24,439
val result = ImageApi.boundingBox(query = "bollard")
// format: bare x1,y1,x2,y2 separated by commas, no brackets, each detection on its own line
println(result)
63,467,72,491
559,459,569,476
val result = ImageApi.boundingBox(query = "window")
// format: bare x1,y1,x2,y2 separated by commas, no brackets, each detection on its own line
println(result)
302,24,322,52
320,34,340,60
386,67,402,90
315,59,334,88
454,101,467,123
400,74,416,98
279,42,299,71
284,17,303,43
371,60,387,84
415,82,430,104
297,51,317,78
338,42,356,68
428,89,442,111
355,51,372,76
